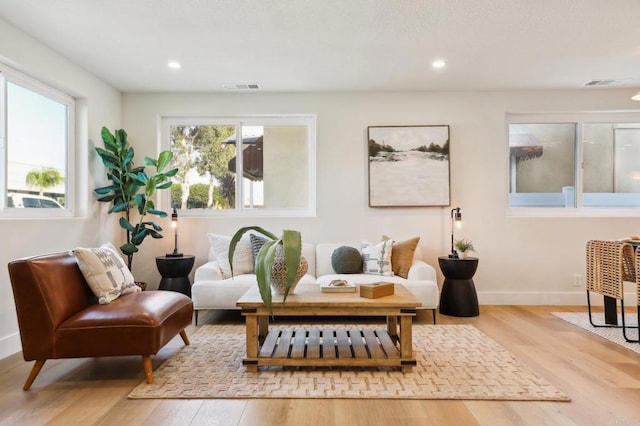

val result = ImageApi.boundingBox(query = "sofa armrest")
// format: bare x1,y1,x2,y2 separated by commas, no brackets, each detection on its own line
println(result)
194,261,224,282
407,260,437,282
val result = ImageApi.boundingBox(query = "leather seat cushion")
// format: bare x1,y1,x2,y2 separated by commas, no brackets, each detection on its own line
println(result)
54,291,193,358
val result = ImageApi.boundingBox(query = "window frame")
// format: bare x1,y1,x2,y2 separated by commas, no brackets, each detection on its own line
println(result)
506,111,640,217
0,65,76,219
160,115,317,217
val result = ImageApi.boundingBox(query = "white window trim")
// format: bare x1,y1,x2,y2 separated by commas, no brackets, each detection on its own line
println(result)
506,111,640,218
0,65,76,219
160,115,317,217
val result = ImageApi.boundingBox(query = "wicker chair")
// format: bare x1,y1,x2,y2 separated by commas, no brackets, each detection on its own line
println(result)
585,240,638,342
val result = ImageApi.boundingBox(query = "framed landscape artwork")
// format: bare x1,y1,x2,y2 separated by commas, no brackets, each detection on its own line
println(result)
368,125,450,207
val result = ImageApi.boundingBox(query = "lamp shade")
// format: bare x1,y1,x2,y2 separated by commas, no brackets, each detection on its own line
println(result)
166,208,183,257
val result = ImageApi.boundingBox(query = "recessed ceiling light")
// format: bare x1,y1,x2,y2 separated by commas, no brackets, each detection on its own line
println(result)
432,59,446,69
168,61,181,70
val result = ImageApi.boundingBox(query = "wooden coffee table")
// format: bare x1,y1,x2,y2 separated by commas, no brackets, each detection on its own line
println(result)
236,284,421,372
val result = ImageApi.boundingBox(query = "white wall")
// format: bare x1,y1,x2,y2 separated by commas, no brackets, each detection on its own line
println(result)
122,89,640,306
0,18,122,360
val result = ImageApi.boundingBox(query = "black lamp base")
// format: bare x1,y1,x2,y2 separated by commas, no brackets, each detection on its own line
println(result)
448,251,459,259
165,251,184,258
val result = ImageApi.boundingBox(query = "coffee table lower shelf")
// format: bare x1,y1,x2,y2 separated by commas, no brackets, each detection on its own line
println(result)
243,327,416,369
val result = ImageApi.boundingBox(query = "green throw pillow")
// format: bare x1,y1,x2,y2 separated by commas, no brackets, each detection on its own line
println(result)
331,246,362,274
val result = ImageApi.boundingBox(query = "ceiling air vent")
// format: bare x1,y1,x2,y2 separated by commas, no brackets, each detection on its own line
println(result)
583,79,626,87
223,83,261,90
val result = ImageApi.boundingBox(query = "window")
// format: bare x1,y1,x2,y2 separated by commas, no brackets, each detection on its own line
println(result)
162,116,316,216
508,113,640,212
0,66,75,217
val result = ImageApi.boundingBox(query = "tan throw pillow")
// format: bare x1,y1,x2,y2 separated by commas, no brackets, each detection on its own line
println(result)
361,239,394,276
388,237,420,279
72,243,140,304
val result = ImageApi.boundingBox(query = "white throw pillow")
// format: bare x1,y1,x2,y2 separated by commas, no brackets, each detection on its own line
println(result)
72,242,141,304
207,233,256,278
361,239,394,276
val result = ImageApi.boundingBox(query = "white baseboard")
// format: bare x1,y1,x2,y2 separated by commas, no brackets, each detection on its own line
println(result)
0,332,21,361
478,291,637,306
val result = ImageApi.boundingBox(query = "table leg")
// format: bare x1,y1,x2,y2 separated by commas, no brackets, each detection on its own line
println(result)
258,315,269,342
387,315,398,342
399,315,413,372
245,314,259,372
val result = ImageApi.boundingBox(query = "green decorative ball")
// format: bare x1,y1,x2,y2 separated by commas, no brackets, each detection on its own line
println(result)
331,246,362,274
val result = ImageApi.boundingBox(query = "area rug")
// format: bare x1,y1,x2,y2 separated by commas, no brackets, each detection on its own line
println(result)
552,312,640,354
128,324,570,401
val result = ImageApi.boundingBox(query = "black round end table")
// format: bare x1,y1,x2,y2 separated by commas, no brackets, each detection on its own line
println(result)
438,256,479,317
156,255,195,297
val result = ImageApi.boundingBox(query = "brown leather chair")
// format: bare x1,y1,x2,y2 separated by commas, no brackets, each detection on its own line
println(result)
8,251,194,390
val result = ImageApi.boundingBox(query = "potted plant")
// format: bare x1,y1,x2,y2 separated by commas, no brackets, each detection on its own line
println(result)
94,127,178,270
454,238,475,259
229,226,307,312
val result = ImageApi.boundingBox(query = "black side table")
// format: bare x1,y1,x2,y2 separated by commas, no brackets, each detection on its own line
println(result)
156,255,195,297
438,256,479,317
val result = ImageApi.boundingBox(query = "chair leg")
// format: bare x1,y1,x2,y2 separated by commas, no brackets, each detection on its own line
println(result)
23,359,46,391
142,355,153,384
179,329,190,345
194,310,198,326
621,304,640,343
587,290,624,328
432,309,437,324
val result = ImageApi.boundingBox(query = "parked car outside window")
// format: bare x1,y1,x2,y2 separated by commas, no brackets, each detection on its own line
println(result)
7,193,63,208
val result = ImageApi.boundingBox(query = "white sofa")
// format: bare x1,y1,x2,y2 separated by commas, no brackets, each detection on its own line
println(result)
192,242,439,324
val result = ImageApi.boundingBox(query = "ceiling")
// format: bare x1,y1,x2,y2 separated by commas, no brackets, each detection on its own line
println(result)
0,0,639,93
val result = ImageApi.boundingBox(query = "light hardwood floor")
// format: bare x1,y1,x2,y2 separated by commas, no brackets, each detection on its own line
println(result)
1,306,639,426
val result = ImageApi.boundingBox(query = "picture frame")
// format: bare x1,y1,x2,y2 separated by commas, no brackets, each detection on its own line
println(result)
368,125,450,207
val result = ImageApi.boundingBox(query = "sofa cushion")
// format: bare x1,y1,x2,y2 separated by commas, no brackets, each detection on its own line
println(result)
208,233,255,278
72,243,140,304
331,246,362,274
361,239,393,276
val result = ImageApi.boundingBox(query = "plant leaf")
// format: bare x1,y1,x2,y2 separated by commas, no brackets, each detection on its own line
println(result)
164,168,179,177
101,127,117,151
147,208,168,218
119,217,135,232
156,182,172,190
110,202,128,213
255,239,278,313
156,151,173,171
96,194,115,202
144,156,157,167
149,229,163,239
228,226,278,277
281,230,302,302
123,147,134,166
94,184,118,195
120,243,138,255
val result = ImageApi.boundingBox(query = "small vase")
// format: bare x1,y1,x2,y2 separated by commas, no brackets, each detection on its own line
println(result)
269,244,309,295
459,251,469,259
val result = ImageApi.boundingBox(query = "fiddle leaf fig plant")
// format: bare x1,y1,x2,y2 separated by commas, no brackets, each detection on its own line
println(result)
94,126,179,270
229,226,303,312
